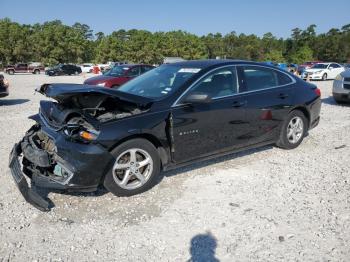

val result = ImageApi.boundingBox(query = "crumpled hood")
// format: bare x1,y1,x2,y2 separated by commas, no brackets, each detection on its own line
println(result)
36,83,153,108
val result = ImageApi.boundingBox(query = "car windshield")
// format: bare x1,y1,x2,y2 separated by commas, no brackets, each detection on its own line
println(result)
118,65,201,98
312,64,328,69
104,65,130,76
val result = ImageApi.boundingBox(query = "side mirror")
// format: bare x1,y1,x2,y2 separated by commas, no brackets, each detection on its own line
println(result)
183,92,212,104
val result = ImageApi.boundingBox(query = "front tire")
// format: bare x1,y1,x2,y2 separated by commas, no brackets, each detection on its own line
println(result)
104,138,161,196
322,73,327,81
276,110,307,149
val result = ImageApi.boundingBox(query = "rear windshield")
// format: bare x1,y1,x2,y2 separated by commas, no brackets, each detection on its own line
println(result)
104,65,131,76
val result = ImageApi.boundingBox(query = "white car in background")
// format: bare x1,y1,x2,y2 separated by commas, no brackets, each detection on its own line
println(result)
303,62,345,81
80,63,94,73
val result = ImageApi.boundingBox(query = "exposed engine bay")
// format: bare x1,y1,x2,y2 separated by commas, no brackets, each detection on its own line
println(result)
36,84,153,142
38,84,151,124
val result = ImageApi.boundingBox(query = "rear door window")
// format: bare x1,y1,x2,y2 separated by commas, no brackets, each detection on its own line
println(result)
241,66,293,92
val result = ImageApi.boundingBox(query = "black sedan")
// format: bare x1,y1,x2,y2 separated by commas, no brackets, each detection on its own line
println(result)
9,60,321,210
45,64,82,76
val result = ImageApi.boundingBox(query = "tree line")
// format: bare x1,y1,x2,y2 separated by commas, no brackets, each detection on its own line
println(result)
0,18,349,66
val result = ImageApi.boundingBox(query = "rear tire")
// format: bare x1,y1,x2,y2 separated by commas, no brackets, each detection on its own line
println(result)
103,138,161,197
34,69,40,74
7,70,14,75
276,110,307,149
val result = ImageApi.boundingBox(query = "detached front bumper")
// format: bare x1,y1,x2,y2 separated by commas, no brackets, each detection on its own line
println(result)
8,123,115,211
9,143,50,211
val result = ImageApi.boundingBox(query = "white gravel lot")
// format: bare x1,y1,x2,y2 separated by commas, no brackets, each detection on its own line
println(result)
0,73,349,261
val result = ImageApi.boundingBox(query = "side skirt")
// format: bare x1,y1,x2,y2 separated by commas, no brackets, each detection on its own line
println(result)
163,139,275,171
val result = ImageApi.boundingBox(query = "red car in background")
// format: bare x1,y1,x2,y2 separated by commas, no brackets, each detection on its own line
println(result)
84,64,155,88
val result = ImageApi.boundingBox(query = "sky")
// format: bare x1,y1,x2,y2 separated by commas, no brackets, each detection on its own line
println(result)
2,0,350,38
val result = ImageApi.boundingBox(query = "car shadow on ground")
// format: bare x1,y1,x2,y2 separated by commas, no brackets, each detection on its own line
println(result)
163,145,273,178
0,99,29,106
34,185,109,210
189,232,220,262
322,96,350,106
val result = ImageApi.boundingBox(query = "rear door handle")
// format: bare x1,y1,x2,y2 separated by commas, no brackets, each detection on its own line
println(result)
278,93,289,99
232,101,247,108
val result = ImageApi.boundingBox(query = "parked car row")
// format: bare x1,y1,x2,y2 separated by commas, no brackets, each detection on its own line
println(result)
265,61,347,82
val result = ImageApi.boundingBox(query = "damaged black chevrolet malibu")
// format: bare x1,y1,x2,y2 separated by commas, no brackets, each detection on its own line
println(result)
9,60,321,211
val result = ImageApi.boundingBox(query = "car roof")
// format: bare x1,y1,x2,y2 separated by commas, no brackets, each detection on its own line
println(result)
116,64,152,67
167,59,259,69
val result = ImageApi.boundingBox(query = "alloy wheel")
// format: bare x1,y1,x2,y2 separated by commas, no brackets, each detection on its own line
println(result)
286,116,304,144
112,148,153,190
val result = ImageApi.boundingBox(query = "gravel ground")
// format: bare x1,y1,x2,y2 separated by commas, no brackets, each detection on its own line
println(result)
0,73,349,261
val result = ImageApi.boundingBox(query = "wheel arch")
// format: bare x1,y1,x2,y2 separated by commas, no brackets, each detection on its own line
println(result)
108,133,170,170
289,106,311,128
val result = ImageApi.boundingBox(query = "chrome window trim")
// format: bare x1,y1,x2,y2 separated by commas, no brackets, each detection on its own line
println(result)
172,64,296,107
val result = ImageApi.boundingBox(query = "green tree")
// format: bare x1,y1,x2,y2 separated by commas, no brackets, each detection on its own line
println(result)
289,46,314,64
1,18,350,66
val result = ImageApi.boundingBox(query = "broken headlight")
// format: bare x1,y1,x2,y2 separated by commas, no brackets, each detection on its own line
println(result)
63,117,99,142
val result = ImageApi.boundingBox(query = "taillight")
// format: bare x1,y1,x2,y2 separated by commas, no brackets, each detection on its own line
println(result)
314,88,321,97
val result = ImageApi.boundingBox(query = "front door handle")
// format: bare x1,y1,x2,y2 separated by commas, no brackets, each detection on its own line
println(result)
232,101,247,108
278,93,289,99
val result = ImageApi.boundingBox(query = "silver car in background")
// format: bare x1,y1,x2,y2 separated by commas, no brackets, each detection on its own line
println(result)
333,70,350,103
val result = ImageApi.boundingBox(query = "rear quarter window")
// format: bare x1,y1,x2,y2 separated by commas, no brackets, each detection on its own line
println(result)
277,71,293,85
